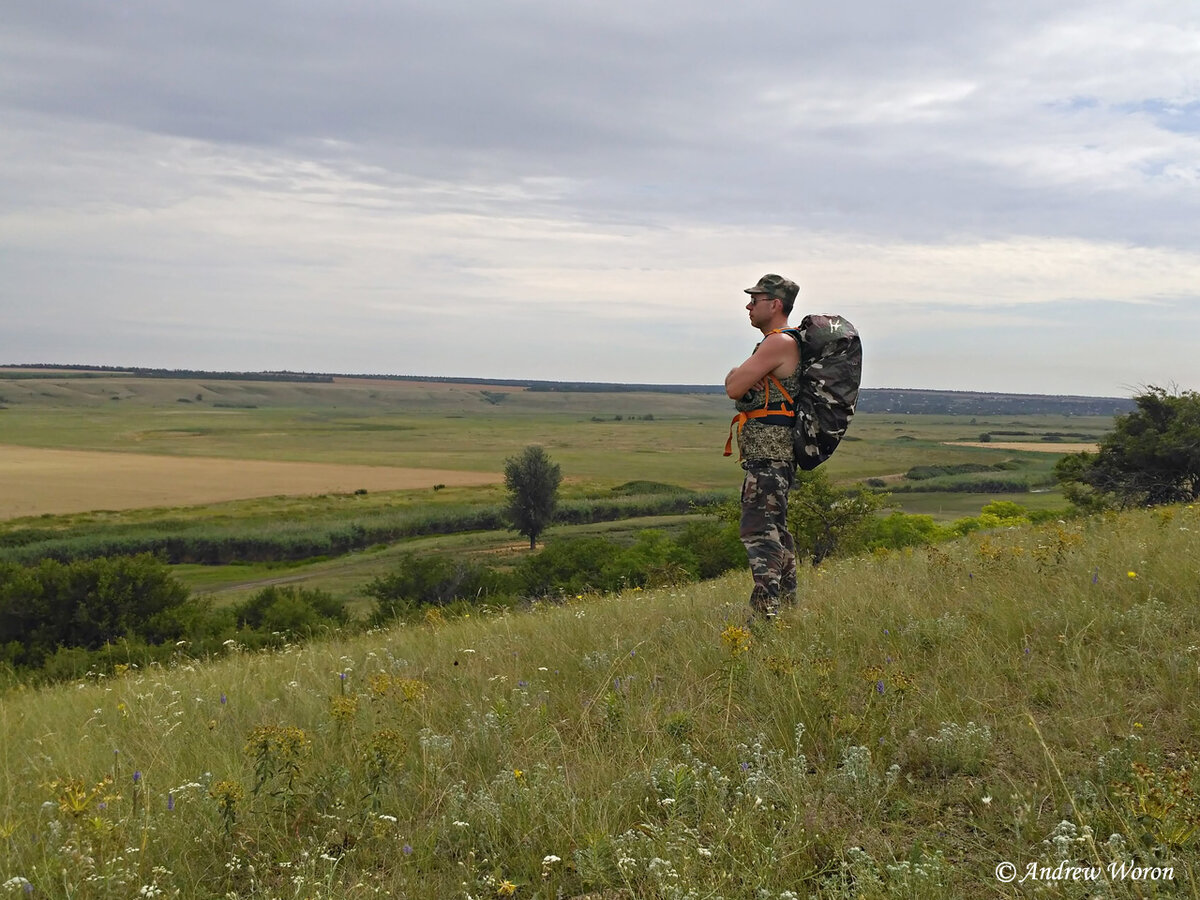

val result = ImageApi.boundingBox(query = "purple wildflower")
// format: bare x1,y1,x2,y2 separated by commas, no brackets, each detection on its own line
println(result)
740,761,750,772
402,843,413,856
518,680,529,689
220,693,227,705
1092,569,1099,584
133,771,141,784
875,680,885,695
167,792,175,811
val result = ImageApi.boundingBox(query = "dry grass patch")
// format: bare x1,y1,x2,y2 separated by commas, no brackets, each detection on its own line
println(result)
0,444,500,519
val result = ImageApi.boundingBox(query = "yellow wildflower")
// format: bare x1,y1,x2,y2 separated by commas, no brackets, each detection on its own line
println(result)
720,625,752,657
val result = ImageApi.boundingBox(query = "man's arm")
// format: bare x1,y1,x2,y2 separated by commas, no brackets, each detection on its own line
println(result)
724,333,797,399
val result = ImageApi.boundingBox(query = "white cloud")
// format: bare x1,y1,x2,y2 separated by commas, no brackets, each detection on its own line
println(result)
1,0,1199,394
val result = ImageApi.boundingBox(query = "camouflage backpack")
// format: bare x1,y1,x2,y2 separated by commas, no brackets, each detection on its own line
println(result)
779,315,863,470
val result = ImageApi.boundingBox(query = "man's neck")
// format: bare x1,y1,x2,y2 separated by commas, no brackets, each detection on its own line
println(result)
758,316,790,337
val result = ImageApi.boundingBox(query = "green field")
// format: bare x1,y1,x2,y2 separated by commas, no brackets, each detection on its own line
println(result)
0,373,1107,487
0,372,1104,608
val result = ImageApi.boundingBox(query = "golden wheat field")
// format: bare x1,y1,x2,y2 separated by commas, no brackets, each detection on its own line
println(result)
0,444,500,519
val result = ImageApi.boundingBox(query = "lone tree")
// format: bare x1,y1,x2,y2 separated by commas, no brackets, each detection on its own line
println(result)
1055,386,1200,509
504,445,562,549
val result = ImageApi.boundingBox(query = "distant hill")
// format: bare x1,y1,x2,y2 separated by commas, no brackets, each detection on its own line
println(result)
1,364,1135,416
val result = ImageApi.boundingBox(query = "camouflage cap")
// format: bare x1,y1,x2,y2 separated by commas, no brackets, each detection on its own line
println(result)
744,273,799,304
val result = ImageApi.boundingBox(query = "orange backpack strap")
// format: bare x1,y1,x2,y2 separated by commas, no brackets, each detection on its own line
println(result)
723,377,797,459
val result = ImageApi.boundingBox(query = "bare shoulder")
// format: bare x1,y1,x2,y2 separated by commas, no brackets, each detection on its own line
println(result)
761,330,800,357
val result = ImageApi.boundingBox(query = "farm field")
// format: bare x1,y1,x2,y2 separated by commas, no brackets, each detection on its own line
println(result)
0,444,500,519
0,372,1107,505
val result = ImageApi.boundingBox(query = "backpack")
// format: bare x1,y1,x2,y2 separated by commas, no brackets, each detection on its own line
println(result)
782,314,862,470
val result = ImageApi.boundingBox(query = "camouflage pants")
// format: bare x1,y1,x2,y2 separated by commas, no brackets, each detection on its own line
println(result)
739,459,797,619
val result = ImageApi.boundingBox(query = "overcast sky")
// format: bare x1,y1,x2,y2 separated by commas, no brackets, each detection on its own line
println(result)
2,0,1198,395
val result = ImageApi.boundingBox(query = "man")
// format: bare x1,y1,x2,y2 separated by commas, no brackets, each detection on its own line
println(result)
724,273,801,622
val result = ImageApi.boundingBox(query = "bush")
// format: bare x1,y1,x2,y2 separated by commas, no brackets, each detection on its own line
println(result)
367,553,510,622
0,554,192,669
864,512,947,550
232,586,349,637
513,538,623,597
674,520,744,580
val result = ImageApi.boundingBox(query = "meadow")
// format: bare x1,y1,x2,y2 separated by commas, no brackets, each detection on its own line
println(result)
1,504,1197,898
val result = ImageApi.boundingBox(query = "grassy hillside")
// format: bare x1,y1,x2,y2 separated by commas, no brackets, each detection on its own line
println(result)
2,505,1198,898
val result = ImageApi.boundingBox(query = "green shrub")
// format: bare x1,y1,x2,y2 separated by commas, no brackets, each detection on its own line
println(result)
514,538,623,597
864,512,947,550
232,585,349,636
367,553,509,622
0,554,191,669
674,520,744,579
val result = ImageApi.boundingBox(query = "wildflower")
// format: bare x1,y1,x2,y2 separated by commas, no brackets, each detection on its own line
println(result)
875,680,886,695
377,814,397,823
133,771,141,784
329,695,359,724
720,625,753,657
220,693,227,705
167,793,174,811
1092,569,1099,584
513,769,524,781
496,881,517,896
1127,570,1137,578
402,844,413,856
542,855,561,866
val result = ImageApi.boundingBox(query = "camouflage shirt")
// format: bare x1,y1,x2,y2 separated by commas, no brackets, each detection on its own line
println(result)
735,370,802,464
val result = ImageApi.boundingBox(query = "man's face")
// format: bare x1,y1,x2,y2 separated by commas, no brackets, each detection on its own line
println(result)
745,292,777,327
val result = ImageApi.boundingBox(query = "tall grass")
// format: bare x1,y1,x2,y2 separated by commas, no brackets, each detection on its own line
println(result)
2,505,1198,898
